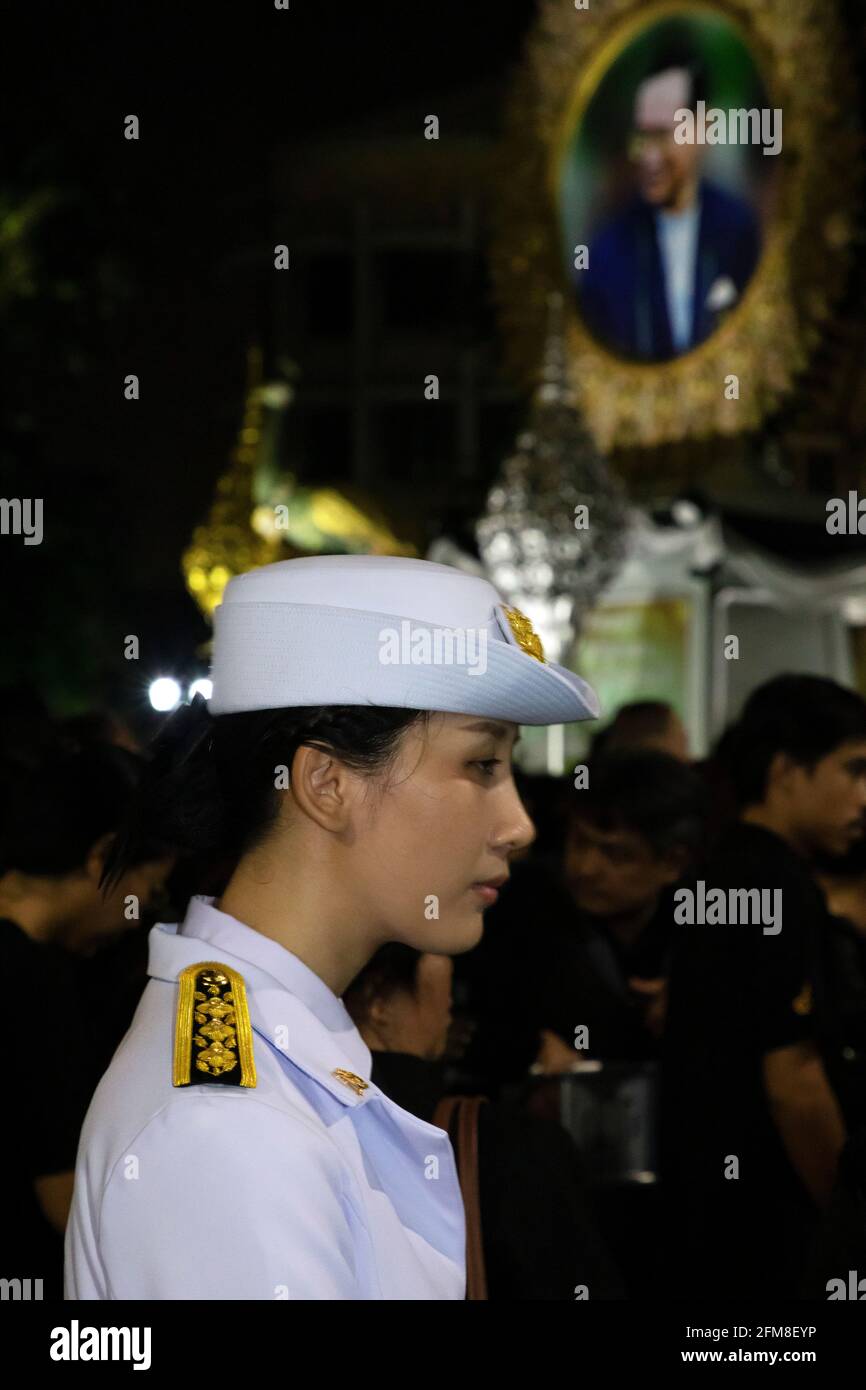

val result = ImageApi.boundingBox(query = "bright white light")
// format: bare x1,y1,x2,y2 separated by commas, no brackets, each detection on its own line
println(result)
672,498,702,528
149,677,182,712
188,678,213,702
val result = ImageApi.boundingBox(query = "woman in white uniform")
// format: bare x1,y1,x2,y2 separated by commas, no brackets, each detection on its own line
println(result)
64,553,599,1300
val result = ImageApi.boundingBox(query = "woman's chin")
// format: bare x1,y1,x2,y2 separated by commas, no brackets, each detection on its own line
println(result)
398,913,486,956
439,913,487,955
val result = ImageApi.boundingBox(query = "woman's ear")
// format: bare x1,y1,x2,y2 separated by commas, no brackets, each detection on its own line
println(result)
288,743,358,832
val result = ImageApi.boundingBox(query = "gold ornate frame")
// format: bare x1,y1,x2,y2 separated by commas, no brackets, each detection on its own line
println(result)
490,0,861,450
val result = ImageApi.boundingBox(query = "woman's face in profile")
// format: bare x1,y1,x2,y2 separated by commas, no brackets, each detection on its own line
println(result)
353,711,536,956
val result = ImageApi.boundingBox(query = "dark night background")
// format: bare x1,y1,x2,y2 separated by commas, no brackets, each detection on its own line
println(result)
6,0,866,734
2,2,536,725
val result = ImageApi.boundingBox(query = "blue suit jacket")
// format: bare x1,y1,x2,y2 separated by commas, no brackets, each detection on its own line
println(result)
578,180,761,361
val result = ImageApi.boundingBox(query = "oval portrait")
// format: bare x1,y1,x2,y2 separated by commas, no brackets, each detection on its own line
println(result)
557,9,778,363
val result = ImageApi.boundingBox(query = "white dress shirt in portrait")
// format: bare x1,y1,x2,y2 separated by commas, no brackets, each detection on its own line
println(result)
655,199,701,353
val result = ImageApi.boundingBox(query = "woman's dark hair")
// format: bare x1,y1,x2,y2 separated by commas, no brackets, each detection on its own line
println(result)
567,747,708,861
343,942,423,1029
0,737,167,878
720,675,866,809
100,697,429,892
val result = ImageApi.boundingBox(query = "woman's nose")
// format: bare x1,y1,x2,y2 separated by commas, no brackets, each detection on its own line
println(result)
502,801,536,854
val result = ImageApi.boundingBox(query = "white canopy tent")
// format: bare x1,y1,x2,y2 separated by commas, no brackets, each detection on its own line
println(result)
430,513,866,769
579,511,866,759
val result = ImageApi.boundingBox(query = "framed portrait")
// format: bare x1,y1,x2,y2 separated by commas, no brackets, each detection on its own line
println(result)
491,0,860,449
561,8,774,365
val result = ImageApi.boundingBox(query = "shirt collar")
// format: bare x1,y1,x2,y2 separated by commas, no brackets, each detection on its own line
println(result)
148,894,373,1104
180,896,354,1029
655,194,701,229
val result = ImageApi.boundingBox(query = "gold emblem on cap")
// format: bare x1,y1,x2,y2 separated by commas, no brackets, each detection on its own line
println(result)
792,982,813,1016
332,1068,369,1095
502,606,545,663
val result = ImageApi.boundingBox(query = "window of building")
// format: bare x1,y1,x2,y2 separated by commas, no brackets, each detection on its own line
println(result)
373,250,461,333
375,401,456,484
305,253,354,336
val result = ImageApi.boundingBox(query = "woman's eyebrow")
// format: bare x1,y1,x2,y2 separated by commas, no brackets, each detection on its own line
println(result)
459,719,521,746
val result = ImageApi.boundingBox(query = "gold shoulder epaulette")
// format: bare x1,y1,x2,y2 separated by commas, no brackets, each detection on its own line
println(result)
173,961,257,1088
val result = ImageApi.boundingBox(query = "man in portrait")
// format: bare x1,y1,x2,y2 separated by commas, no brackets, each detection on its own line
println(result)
578,47,762,362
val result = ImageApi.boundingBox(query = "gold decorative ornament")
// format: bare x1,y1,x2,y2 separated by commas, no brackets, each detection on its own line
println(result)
332,1068,369,1096
502,606,547,663
173,962,257,1088
791,981,813,1017
490,0,862,451
182,347,417,623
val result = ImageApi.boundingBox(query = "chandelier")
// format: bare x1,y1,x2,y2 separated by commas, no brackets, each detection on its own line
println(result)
476,293,630,663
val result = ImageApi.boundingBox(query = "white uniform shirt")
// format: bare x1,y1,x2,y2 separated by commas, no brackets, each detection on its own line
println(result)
64,896,466,1300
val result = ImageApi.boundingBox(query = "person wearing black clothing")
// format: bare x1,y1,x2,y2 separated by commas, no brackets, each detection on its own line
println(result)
0,737,174,1299
458,751,708,1081
444,753,708,1298
344,941,625,1299
812,837,866,1128
663,675,866,1300
799,1122,866,1298
0,919,94,1301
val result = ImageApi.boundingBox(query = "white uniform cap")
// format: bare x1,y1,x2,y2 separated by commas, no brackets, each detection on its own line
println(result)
208,555,600,726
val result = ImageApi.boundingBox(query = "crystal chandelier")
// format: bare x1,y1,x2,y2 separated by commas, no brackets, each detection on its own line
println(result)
476,292,630,663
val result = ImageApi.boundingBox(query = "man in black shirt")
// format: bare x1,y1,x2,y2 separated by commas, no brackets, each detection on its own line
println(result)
539,750,707,1063
664,675,866,1300
459,751,707,1078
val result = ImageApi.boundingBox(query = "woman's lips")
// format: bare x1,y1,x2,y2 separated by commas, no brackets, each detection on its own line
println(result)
471,883,500,905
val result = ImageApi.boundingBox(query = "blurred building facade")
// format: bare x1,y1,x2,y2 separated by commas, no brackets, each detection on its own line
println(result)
268,80,523,556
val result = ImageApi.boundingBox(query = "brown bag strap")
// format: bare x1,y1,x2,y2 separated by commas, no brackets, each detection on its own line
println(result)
433,1093,489,1300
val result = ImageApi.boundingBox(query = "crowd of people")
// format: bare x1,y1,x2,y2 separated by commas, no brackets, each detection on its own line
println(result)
3,674,866,1299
